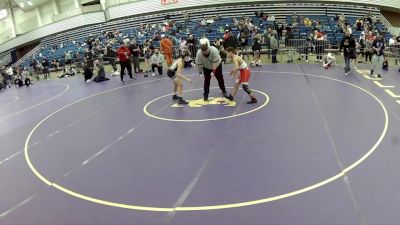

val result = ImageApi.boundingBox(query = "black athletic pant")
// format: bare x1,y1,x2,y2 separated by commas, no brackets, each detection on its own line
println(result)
203,63,226,98
132,57,140,73
25,78,31,86
365,52,372,63
152,64,163,75
109,59,117,72
120,60,132,81
272,49,278,63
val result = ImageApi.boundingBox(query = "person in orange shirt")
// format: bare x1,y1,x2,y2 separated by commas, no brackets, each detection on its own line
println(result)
160,34,173,66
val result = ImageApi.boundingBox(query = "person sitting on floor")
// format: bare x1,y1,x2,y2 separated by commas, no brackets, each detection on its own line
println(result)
93,60,110,83
59,65,76,78
323,52,336,69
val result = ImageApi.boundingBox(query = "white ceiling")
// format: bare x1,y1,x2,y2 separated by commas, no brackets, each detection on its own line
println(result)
12,0,51,11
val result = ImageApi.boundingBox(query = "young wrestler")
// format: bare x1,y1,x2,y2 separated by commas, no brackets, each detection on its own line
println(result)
167,51,192,105
225,47,257,104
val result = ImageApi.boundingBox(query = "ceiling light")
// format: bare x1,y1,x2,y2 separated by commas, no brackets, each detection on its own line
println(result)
27,1,33,6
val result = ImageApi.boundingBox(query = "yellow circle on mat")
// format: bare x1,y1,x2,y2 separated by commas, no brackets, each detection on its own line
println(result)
143,88,269,122
24,73,388,212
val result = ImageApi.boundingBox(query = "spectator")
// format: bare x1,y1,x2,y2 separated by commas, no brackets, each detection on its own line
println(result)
186,34,197,58
275,22,284,40
263,27,273,59
365,37,373,64
251,37,262,66
199,34,211,48
150,49,164,76
160,34,173,66
314,30,325,62
143,46,153,77
93,60,109,83
105,43,118,73
83,60,93,82
239,25,250,59
21,67,32,86
339,30,356,76
224,31,237,50
270,31,279,63
323,53,336,69
356,18,364,31
370,33,385,78
129,40,141,74
41,58,50,80
116,41,133,82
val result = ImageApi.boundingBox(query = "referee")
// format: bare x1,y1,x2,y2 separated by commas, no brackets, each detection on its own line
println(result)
195,40,228,101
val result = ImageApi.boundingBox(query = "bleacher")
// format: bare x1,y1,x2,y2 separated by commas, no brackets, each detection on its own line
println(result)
18,3,391,68
0,51,12,66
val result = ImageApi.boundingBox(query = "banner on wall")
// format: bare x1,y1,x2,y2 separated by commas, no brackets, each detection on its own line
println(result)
161,0,178,5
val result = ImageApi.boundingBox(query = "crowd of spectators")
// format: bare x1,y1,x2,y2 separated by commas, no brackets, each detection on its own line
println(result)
1,9,400,91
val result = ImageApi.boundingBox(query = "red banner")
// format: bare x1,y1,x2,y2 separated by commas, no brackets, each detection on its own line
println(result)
161,0,178,5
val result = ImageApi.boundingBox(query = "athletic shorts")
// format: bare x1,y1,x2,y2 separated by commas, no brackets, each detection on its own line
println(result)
237,67,251,84
167,69,176,79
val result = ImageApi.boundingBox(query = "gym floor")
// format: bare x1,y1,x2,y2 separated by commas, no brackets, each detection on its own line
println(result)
1,63,400,225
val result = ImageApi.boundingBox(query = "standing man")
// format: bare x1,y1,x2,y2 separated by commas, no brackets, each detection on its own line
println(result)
262,27,273,60
41,58,50,79
105,43,118,74
371,33,385,78
195,39,228,101
160,34,173,67
116,41,133,83
129,40,141,74
270,31,279,63
339,30,356,76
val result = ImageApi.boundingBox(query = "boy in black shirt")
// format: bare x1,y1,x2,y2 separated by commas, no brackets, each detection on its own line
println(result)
371,34,385,78
339,30,356,75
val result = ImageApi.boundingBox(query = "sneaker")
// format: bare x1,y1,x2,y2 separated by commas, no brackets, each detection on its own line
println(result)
121,80,125,83
203,97,209,102
306,60,309,63
178,98,189,105
144,74,148,77
370,70,374,75
247,98,257,104
152,73,156,77
223,92,229,99
226,94,234,101
354,66,357,70
377,74,381,78
172,95,179,100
